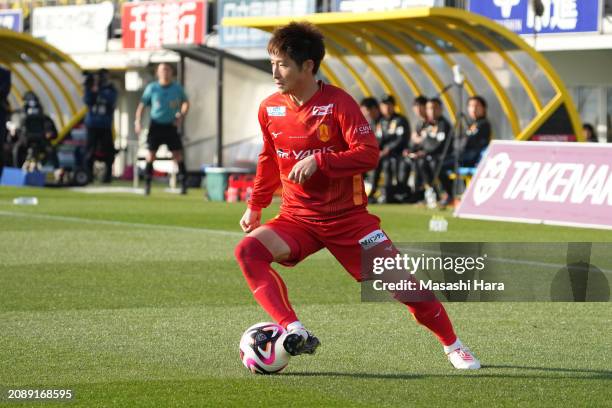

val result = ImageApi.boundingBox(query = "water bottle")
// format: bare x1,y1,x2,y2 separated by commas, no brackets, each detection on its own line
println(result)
438,216,448,232
425,186,437,209
13,197,38,206
429,216,448,232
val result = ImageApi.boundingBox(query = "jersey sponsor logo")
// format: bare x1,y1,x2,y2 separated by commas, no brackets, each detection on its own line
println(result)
277,146,336,160
358,229,389,250
318,123,330,142
267,106,286,117
356,123,372,136
293,146,335,160
277,148,290,159
312,103,333,116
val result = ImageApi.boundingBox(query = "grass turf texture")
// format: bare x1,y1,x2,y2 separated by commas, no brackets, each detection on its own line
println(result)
0,186,610,407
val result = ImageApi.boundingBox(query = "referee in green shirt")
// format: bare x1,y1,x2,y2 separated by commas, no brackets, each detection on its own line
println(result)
135,63,190,195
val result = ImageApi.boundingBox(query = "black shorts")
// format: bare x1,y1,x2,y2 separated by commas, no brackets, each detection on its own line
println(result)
147,121,183,152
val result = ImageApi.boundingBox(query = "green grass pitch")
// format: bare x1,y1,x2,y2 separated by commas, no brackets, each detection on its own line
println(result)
0,186,610,407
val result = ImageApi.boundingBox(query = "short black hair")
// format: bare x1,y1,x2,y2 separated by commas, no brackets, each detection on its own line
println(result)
428,97,442,106
583,123,595,133
468,95,488,109
413,95,428,106
360,97,379,109
380,94,395,105
267,22,325,75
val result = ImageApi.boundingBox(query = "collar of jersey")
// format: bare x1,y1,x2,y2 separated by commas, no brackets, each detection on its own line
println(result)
283,80,325,112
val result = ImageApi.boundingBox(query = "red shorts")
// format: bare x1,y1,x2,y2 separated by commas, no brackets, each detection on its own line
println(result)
264,211,389,282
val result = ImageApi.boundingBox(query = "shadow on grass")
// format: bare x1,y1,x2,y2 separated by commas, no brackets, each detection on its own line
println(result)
283,372,423,380
283,365,612,380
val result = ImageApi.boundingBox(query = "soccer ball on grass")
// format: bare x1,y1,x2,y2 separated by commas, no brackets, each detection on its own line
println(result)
239,322,290,374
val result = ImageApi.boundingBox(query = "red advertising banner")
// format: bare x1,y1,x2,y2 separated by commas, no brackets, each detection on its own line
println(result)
456,141,612,230
122,0,206,50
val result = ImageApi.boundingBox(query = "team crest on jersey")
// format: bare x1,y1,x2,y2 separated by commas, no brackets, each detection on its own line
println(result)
318,123,330,142
312,104,333,116
267,106,286,117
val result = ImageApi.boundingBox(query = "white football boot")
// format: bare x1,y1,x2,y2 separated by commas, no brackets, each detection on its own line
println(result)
445,339,481,370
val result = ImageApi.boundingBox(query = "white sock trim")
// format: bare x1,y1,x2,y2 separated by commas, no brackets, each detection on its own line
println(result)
444,338,462,354
286,321,305,332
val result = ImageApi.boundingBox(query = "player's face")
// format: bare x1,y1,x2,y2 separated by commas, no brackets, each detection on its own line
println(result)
412,104,426,119
157,64,173,83
468,99,485,119
361,106,380,122
426,102,441,122
380,102,394,118
270,53,310,94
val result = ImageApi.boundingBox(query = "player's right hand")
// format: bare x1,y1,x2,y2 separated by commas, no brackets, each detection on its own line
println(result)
240,208,261,233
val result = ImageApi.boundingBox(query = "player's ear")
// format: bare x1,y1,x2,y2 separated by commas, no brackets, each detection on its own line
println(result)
301,59,315,74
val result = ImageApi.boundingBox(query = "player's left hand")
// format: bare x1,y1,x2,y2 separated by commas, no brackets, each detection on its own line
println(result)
174,114,184,129
288,155,318,184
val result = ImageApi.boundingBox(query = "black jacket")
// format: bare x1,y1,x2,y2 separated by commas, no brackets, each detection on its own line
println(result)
422,116,453,157
379,113,411,156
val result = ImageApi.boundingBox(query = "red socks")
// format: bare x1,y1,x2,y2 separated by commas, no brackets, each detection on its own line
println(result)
405,301,457,346
234,237,298,327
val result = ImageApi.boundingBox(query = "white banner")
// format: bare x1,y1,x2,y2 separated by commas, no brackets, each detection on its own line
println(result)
32,2,114,54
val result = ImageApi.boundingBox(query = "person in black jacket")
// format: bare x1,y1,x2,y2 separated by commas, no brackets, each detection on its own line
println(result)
398,95,428,202
461,95,491,167
12,92,58,169
0,67,10,177
414,98,455,205
368,94,410,203
84,69,117,183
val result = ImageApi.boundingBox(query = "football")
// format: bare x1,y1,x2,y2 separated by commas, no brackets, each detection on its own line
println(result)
239,322,290,374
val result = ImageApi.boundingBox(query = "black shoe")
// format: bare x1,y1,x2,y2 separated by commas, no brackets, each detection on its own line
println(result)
180,182,188,195
283,330,320,356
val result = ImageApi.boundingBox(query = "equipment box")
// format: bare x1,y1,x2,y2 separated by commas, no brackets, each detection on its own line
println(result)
204,167,253,202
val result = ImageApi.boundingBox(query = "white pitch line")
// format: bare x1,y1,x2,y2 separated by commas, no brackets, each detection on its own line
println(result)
0,210,244,237
400,247,612,275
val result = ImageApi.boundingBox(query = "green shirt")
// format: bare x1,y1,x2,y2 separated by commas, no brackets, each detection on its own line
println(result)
141,81,187,124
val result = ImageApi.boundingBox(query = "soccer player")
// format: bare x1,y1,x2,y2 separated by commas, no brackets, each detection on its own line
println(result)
234,22,480,370
462,95,491,167
135,63,190,195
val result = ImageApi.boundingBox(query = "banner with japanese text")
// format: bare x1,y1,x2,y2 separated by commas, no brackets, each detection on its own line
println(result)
468,0,601,35
122,0,207,50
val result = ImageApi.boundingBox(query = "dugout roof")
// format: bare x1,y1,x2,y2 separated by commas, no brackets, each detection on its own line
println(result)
222,7,583,141
0,28,85,140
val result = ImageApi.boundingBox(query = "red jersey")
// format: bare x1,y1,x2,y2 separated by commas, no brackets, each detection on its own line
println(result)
248,81,379,219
